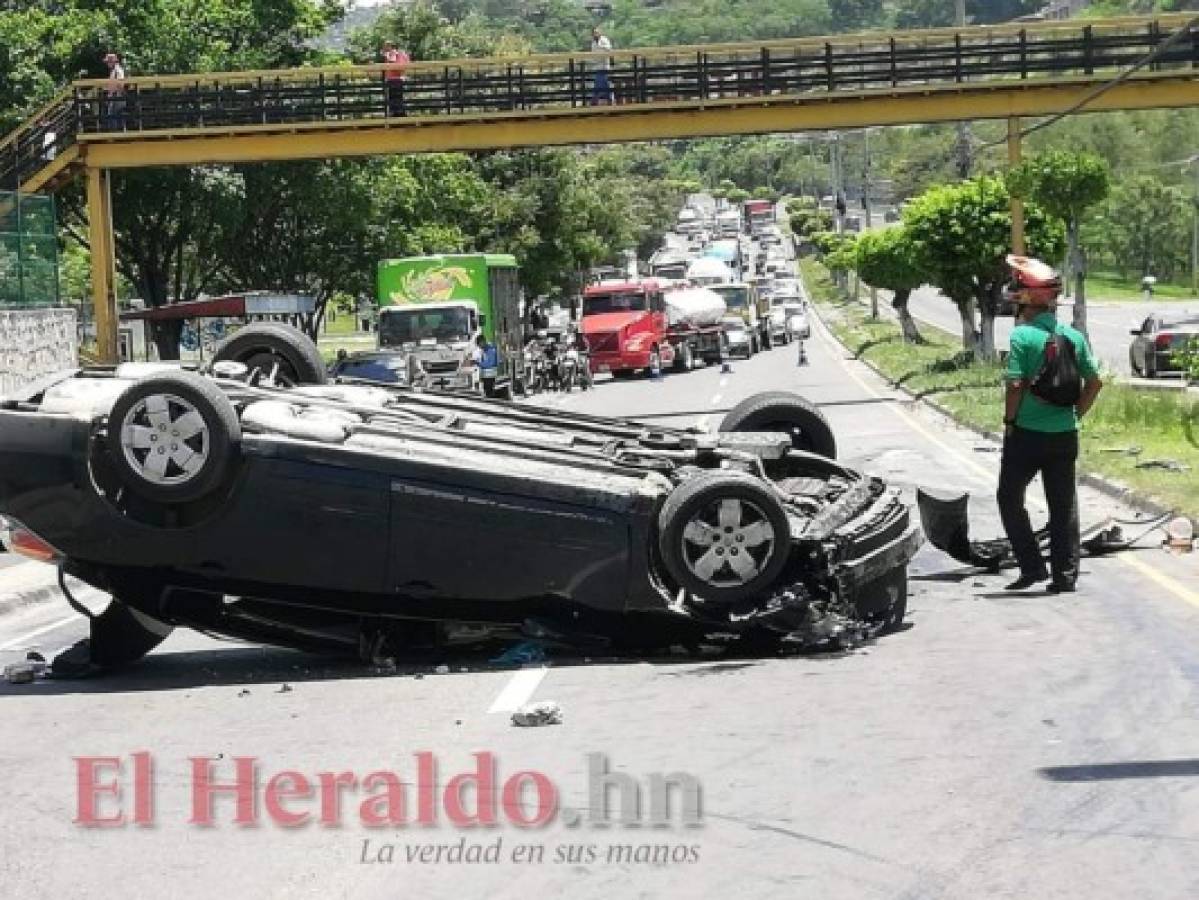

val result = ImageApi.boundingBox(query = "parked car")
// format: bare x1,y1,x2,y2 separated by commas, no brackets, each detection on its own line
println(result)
329,350,409,385
1128,313,1199,378
0,325,919,674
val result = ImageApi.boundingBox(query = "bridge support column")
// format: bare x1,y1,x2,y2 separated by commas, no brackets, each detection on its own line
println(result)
85,166,118,364
1007,117,1025,255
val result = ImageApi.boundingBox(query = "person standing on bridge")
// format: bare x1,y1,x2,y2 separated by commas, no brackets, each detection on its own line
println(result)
590,26,613,106
381,41,410,117
997,255,1103,594
102,52,126,130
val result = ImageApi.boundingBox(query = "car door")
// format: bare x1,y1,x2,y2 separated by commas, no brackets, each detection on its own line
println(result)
1133,316,1156,370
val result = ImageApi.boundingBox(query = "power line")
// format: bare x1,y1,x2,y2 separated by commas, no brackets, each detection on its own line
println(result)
978,15,1199,150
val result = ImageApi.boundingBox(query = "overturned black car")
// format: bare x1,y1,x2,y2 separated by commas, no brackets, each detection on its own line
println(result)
0,325,921,672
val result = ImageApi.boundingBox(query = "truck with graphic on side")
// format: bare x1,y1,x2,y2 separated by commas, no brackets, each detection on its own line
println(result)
376,253,523,396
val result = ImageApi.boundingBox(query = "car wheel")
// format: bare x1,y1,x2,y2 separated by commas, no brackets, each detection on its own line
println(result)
855,567,908,635
763,330,773,350
1129,348,1142,377
719,391,837,458
675,342,694,372
211,323,326,386
658,471,791,605
1145,355,1157,379
107,370,240,504
647,346,662,376
748,337,757,357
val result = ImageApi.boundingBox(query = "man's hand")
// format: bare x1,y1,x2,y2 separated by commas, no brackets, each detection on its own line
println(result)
1077,375,1104,419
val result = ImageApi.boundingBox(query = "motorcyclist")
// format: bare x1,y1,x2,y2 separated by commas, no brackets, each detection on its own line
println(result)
997,254,1104,593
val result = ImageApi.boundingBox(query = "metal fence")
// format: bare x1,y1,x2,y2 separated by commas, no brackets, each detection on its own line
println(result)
0,192,60,307
2,14,1198,190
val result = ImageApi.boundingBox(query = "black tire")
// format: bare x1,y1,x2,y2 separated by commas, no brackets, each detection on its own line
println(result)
719,390,837,458
1145,355,1157,379
747,337,757,357
658,470,792,605
106,370,240,504
645,346,662,377
212,322,326,386
762,329,773,350
1129,348,1142,377
674,341,694,372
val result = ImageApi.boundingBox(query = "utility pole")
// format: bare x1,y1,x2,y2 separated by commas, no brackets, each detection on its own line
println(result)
954,0,972,179
864,129,878,318
1191,160,1199,294
1007,117,1025,255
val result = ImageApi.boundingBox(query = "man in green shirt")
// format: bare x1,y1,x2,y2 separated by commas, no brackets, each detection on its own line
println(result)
998,255,1104,593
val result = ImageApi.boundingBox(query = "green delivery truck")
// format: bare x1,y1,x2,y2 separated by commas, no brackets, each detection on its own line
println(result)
376,253,523,396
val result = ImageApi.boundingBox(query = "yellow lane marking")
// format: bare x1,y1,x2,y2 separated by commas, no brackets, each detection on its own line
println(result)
1117,553,1199,610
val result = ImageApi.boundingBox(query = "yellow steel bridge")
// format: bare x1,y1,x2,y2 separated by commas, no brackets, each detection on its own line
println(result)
2,13,1197,360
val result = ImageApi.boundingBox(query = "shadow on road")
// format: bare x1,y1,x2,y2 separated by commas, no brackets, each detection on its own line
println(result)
1039,759,1199,781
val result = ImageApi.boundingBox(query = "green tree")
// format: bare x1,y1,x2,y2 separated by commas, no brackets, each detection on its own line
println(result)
1097,175,1190,281
855,226,926,342
829,0,884,31
903,176,1066,359
893,0,1040,29
1007,150,1110,334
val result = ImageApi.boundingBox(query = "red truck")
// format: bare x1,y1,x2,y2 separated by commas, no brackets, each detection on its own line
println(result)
580,280,727,376
742,199,775,234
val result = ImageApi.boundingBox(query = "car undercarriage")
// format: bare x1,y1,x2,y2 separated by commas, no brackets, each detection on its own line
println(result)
0,326,921,676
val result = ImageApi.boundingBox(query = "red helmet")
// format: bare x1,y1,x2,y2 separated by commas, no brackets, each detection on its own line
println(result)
1004,254,1061,305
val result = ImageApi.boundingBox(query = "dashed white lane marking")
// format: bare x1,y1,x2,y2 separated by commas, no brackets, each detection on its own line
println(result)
487,665,550,714
710,393,723,406
719,377,729,388
0,615,79,652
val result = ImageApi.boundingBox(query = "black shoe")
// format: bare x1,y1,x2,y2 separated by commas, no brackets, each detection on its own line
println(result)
1005,573,1049,591
1047,581,1076,594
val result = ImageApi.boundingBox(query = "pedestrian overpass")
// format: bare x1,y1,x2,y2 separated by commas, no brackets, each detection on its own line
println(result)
3,12,1198,360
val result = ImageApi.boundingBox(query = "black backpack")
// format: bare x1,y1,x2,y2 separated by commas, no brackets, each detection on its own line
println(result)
1029,330,1082,407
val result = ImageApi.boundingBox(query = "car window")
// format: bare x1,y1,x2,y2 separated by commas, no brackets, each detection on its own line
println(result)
334,357,405,383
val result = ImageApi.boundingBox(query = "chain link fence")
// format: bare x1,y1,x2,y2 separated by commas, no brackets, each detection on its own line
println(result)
0,191,60,308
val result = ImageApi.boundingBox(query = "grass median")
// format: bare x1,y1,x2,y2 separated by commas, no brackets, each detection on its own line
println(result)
801,259,1199,519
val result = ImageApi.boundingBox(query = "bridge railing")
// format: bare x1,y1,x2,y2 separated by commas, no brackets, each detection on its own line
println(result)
2,14,1196,190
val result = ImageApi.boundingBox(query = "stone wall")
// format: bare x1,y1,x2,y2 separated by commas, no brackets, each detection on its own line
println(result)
0,308,78,398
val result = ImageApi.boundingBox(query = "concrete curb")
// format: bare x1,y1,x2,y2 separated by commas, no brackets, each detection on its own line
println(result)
809,302,1177,520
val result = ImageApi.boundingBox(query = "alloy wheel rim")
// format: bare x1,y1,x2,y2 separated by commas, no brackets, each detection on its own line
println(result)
119,392,210,486
680,496,775,587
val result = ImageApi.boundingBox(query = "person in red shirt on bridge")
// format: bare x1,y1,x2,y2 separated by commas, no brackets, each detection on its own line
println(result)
381,41,410,117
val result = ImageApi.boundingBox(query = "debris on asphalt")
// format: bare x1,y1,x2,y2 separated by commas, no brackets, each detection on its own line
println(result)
972,445,999,453
1100,445,1142,456
4,661,46,684
237,688,250,697
1165,516,1195,552
1135,458,1191,472
26,651,45,663
434,665,450,675
276,683,292,693
511,701,563,727
491,641,547,666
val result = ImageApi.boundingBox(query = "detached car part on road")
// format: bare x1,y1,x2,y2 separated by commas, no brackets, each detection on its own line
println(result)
0,326,920,674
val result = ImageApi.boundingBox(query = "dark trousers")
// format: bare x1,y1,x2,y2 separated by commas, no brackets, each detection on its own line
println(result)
996,426,1080,584
386,81,406,116
591,71,612,105
481,377,497,398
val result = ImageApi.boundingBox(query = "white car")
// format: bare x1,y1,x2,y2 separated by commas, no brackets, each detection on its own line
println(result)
785,303,810,341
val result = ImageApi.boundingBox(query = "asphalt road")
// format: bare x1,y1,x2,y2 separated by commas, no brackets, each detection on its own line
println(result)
2,294,1198,897
903,285,1199,377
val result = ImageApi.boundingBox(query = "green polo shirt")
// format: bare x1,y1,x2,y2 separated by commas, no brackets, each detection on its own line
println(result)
1005,311,1099,433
